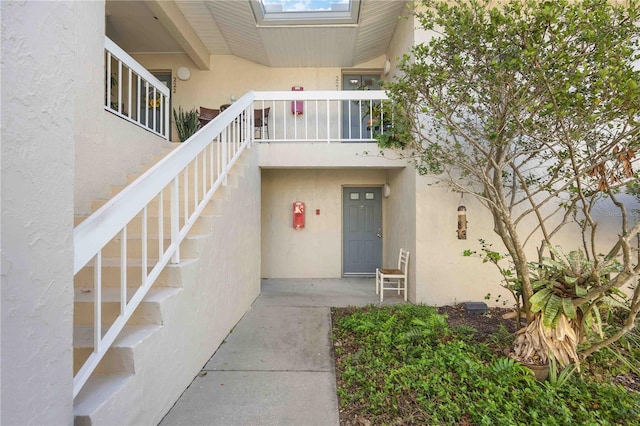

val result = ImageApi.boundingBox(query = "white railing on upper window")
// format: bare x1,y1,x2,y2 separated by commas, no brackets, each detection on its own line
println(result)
252,90,390,143
73,95,251,398
104,36,170,139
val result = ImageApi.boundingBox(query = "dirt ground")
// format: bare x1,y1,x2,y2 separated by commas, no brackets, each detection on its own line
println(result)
436,304,520,341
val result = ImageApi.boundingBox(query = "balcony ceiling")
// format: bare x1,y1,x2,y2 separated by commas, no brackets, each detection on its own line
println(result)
105,0,409,68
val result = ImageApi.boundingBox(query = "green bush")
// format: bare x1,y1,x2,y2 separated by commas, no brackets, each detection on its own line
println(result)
332,305,640,425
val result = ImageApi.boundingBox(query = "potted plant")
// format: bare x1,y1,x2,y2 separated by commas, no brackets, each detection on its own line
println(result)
173,106,199,142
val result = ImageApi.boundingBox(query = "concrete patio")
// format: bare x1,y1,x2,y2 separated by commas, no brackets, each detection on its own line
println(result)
159,278,406,426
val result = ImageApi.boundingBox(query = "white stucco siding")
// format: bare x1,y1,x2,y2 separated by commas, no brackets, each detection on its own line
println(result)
261,168,388,278
75,112,173,214
1,1,92,423
384,0,415,81
414,177,512,306
134,147,262,425
384,166,417,301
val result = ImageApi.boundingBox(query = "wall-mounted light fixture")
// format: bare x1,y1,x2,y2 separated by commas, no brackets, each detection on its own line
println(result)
383,58,391,76
177,66,191,81
383,183,391,198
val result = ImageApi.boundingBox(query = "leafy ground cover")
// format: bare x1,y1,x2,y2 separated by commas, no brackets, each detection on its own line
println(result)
331,304,640,425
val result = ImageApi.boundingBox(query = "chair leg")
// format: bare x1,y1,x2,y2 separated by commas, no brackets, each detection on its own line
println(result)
403,278,407,301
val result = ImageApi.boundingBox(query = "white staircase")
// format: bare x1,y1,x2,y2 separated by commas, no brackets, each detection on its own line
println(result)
72,147,249,425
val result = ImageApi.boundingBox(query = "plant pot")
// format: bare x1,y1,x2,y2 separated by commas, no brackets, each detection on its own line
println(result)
522,361,549,381
503,348,549,381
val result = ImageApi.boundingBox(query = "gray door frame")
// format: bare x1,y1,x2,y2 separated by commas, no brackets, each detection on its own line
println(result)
342,186,383,276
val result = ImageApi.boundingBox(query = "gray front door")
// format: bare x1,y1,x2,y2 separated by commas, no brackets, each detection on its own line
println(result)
343,187,382,275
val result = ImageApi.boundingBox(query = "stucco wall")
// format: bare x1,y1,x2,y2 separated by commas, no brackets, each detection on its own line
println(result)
0,1,95,423
384,0,415,80
139,146,262,425
384,164,418,301
261,168,388,278
75,112,173,214
414,177,513,306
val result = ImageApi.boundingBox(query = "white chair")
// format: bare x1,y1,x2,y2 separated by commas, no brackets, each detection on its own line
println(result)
376,249,409,302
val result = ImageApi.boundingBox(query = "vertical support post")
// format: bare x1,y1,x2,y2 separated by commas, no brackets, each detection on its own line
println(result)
127,68,132,119
326,100,331,143
94,252,102,352
117,60,123,114
120,227,127,315
106,52,112,109
165,92,170,140
194,158,199,211
171,176,180,264
222,130,228,186
137,77,141,125
144,81,149,131
158,191,164,262
141,206,148,285
183,168,189,227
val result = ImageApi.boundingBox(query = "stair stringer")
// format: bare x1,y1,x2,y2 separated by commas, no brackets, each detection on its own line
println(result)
74,146,261,425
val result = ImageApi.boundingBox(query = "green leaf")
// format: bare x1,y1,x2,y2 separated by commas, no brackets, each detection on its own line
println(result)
543,294,562,328
532,280,549,290
561,297,577,319
529,288,552,313
575,285,588,297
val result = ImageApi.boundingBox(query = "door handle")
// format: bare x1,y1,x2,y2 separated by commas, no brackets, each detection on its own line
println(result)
377,228,382,238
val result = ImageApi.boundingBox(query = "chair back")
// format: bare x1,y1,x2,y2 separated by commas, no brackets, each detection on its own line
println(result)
397,249,410,273
254,107,270,127
198,106,220,126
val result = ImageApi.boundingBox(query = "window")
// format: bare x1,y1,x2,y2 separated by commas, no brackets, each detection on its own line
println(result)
250,0,361,26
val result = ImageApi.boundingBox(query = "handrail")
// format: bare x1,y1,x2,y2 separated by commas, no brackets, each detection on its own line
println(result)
253,90,390,143
104,36,170,139
73,92,254,397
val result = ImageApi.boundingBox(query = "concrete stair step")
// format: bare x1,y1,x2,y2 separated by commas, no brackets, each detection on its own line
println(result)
100,233,207,259
74,286,182,326
90,197,220,215
73,324,160,376
74,257,198,288
125,165,242,188
76,212,216,235
74,375,133,426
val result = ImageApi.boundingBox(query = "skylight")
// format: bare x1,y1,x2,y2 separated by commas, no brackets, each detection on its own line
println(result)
251,0,360,26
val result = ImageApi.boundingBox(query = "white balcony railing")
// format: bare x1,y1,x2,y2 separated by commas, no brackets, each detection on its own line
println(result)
252,90,390,143
104,36,170,139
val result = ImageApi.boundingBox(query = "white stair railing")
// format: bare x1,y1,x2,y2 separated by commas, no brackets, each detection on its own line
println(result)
105,36,170,139
73,95,253,398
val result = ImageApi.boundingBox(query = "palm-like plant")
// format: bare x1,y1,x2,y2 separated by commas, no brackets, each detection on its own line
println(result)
173,107,199,142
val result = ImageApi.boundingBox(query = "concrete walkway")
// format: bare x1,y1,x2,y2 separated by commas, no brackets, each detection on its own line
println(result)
159,278,405,426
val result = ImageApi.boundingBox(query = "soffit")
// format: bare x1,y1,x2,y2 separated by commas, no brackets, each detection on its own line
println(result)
107,0,409,68
106,1,185,53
